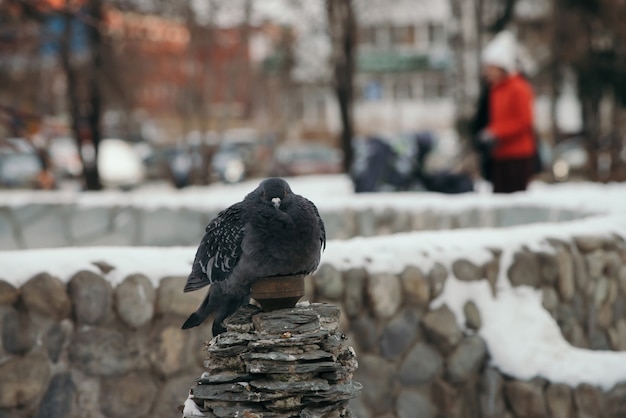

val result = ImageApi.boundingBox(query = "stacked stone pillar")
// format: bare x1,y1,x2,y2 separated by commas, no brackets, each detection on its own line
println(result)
184,303,362,417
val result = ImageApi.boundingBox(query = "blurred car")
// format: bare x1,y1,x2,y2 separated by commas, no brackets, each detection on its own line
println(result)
98,138,146,189
551,137,588,181
271,143,343,177
48,137,83,179
211,128,275,183
0,138,43,189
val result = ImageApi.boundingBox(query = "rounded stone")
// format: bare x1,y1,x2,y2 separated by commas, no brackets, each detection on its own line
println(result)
452,259,483,281
546,383,574,418
2,307,36,354
428,263,448,298
0,352,51,408
542,287,559,316
366,273,402,319
0,280,18,305
21,273,71,320
504,379,548,418
114,274,155,328
379,309,421,359
354,354,395,414
100,372,158,418
350,315,380,353
69,328,144,376
344,268,367,317
149,320,196,378
36,373,76,418
539,252,559,284
44,320,72,363
574,235,606,253
463,301,482,330
396,389,434,418
69,270,112,325
313,263,344,300
152,373,201,418
574,383,604,417
156,276,204,317
421,305,463,353
400,265,430,306
556,249,575,301
508,252,541,287
618,265,626,294
446,335,487,383
398,342,443,385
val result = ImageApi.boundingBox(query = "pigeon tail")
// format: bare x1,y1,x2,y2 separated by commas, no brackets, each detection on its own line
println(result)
181,284,249,336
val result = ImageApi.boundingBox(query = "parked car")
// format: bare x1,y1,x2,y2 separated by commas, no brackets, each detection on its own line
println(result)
551,136,588,181
210,128,274,183
47,137,82,179
271,143,343,177
0,138,43,189
98,138,146,189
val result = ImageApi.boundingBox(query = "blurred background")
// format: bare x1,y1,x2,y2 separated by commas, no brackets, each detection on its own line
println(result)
0,0,625,192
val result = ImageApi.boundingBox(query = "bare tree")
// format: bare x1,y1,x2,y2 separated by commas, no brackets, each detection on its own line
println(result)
326,0,356,173
59,0,104,190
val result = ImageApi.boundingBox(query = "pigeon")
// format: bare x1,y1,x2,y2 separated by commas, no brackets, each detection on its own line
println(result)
181,177,326,335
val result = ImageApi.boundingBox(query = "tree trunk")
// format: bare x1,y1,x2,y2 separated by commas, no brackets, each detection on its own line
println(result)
84,0,103,190
327,0,356,173
60,11,88,188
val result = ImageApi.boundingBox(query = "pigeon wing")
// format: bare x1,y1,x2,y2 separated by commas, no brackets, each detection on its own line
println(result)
184,204,246,292
306,197,326,251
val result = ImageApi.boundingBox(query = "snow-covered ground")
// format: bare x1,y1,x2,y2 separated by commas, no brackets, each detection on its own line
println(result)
2,175,626,390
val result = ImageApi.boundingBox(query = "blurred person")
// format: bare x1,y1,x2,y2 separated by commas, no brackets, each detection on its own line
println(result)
477,30,536,193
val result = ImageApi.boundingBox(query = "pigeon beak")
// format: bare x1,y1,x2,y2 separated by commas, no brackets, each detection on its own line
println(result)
272,197,281,208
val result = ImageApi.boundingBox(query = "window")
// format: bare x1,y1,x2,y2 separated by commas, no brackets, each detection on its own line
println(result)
359,27,376,47
427,22,445,47
362,80,384,101
392,25,415,46
392,77,414,100
423,73,448,99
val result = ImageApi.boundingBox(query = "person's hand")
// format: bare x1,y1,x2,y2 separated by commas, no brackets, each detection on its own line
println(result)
478,129,495,145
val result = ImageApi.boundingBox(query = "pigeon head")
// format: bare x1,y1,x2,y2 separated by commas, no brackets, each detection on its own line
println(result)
258,177,292,208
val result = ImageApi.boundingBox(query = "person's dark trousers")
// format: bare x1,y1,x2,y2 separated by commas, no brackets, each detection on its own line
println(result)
491,156,534,193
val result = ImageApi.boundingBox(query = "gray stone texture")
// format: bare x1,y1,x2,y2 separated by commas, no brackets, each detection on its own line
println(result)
114,273,156,328
100,372,158,418
69,328,145,377
366,273,402,319
21,273,71,319
69,270,113,325
508,251,541,287
446,335,487,383
314,263,345,300
400,265,430,307
0,280,17,305
421,305,463,353
504,379,548,418
379,309,421,359
1,307,36,354
396,389,434,418
0,352,51,409
398,342,443,385
452,258,483,281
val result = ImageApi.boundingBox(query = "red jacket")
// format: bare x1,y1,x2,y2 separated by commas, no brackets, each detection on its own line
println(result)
487,74,536,160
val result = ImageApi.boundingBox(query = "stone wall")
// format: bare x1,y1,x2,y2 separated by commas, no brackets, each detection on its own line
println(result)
0,272,210,418
309,232,626,418
1,232,625,417
0,203,585,250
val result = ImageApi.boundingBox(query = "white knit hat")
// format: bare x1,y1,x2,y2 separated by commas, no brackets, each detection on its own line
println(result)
482,30,517,74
